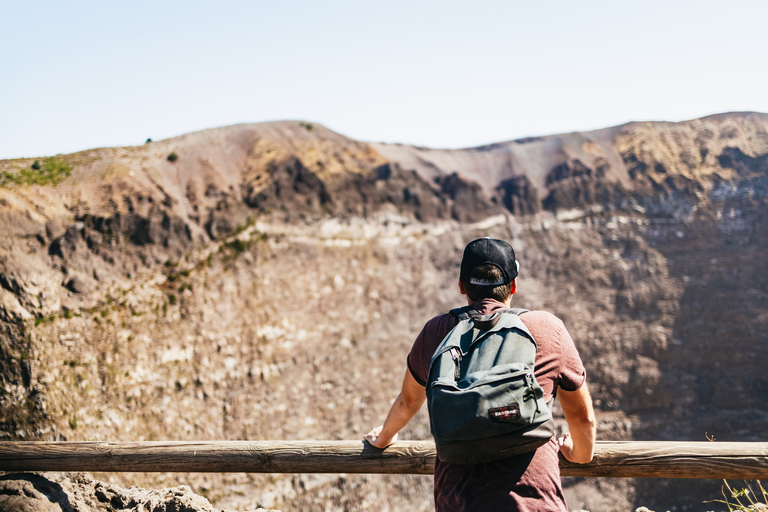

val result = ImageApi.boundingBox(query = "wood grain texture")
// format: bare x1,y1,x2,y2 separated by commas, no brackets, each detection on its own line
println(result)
2,440,768,479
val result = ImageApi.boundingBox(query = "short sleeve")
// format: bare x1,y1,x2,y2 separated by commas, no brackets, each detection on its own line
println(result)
553,319,586,392
407,329,429,386
520,310,586,397
407,313,460,387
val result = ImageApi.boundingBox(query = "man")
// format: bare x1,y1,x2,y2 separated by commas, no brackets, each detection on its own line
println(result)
365,238,596,511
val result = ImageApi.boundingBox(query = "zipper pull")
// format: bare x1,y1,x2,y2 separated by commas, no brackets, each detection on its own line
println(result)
525,373,540,414
449,348,462,381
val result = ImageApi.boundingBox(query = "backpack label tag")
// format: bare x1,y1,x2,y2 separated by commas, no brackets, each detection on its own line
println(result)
489,404,521,421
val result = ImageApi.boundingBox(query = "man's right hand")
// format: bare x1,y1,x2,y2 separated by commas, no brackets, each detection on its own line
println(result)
364,425,398,448
557,384,596,464
557,432,576,461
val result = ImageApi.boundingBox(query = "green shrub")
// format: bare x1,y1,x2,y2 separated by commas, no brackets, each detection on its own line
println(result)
146,138,152,143
221,238,252,255
231,217,256,236
0,157,73,187
230,239,247,253
167,152,179,162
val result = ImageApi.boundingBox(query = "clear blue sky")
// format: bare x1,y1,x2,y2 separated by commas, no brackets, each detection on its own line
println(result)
1,0,766,159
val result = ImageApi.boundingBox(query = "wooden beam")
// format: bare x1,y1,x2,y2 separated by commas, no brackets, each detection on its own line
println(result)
0,441,436,475
560,441,768,479
1,441,767,479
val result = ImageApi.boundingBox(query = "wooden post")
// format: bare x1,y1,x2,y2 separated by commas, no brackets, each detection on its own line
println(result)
1,441,768,479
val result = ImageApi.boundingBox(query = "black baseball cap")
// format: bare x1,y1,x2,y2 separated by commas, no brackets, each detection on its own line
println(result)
460,238,518,286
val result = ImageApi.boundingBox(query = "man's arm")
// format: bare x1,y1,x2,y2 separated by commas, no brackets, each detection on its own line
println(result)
364,368,426,448
557,382,596,463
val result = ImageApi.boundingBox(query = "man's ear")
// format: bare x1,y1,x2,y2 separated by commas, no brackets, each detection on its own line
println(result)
458,277,466,295
510,278,518,295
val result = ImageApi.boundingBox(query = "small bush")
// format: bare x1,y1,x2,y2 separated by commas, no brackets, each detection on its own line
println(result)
0,157,73,187
145,138,152,143
167,152,179,162
231,217,256,236
300,122,313,131
222,238,251,254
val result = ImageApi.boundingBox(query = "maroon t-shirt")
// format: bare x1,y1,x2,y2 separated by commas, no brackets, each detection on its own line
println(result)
407,298,586,512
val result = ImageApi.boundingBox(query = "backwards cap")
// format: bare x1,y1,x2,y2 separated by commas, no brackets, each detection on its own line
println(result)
460,238,518,286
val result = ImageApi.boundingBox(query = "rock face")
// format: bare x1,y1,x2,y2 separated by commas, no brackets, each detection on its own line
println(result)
0,473,278,512
0,113,767,511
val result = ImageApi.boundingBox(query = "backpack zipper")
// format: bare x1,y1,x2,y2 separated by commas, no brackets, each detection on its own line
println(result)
449,348,462,381
525,373,540,414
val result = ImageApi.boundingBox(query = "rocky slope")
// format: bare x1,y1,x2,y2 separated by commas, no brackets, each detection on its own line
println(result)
1,112,767,511
0,472,278,512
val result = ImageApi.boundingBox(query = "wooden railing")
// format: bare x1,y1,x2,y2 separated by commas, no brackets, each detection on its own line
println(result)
2,441,768,479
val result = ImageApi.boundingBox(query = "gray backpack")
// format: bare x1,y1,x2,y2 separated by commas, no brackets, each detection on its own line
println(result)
426,306,554,465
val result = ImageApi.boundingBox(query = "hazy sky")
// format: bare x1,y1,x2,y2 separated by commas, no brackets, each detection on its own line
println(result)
2,0,766,159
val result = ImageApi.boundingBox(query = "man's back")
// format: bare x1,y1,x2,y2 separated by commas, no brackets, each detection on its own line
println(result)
407,299,585,511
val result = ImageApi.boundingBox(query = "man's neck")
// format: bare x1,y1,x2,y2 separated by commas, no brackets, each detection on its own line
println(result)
467,297,513,308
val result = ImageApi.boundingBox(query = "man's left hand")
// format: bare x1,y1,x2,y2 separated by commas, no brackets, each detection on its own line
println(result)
364,425,398,448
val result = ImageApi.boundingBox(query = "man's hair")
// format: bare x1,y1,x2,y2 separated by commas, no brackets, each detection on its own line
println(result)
463,263,513,303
